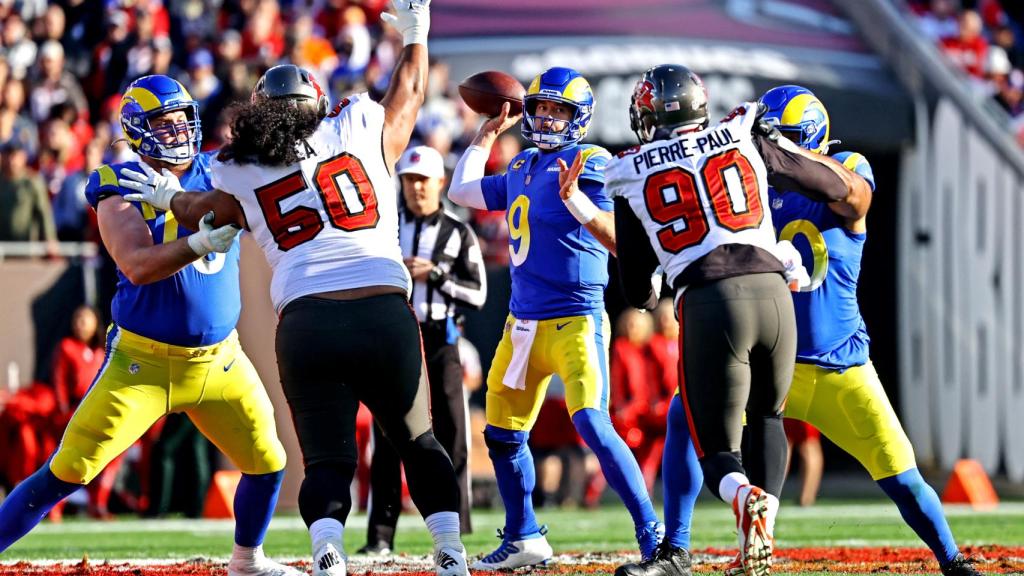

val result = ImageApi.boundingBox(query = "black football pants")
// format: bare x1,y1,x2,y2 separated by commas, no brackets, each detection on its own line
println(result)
365,320,471,545
676,272,795,501
276,294,459,527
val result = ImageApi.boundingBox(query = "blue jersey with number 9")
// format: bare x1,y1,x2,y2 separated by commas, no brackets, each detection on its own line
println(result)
768,151,875,369
480,144,612,320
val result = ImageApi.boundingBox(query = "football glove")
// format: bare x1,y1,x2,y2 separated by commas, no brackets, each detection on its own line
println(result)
187,211,241,257
119,162,184,211
380,0,430,46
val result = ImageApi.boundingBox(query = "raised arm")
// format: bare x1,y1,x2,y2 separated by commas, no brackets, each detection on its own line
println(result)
379,0,431,169
755,131,867,205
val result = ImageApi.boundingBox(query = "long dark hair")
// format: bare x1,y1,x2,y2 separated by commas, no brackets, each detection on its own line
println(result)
218,99,321,166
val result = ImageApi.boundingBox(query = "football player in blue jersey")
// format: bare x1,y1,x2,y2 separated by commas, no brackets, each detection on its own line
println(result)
754,85,981,576
0,75,302,576
448,67,664,570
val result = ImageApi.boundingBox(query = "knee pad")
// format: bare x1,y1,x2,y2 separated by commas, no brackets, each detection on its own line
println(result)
483,425,528,455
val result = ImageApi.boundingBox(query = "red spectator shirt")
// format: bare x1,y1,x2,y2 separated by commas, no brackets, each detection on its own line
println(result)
51,337,104,415
941,36,989,77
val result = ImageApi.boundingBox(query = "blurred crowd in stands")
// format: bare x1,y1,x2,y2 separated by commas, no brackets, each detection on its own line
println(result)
0,0,526,259
909,0,1024,144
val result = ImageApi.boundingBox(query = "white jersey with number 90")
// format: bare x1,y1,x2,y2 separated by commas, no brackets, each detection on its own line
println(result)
605,102,778,289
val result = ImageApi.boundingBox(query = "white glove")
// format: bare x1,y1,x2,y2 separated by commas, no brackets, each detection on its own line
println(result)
187,211,241,256
771,240,811,291
119,162,184,211
651,266,664,301
380,0,430,46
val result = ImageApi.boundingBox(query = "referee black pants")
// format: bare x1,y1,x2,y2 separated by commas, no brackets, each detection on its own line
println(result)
366,319,472,545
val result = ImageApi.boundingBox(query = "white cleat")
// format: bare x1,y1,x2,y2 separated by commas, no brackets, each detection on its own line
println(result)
472,531,553,571
312,538,347,576
732,485,779,576
434,545,470,576
227,547,306,576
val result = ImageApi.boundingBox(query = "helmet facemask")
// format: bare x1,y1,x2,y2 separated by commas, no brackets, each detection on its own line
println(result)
522,94,592,150
140,104,202,165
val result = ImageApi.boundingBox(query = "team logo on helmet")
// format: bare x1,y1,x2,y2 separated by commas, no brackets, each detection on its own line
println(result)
758,85,833,154
522,67,595,150
119,75,202,165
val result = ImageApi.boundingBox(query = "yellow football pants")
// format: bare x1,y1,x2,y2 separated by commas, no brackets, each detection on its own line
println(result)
50,325,286,484
485,312,610,432
784,361,916,480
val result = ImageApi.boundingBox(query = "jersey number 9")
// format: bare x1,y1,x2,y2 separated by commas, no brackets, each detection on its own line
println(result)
255,152,379,251
508,195,531,266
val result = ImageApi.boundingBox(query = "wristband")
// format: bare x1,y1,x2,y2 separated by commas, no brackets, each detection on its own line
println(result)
563,192,600,225
404,25,428,46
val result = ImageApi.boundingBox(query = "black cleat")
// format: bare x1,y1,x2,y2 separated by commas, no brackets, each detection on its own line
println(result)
941,553,983,576
614,545,692,576
356,540,393,556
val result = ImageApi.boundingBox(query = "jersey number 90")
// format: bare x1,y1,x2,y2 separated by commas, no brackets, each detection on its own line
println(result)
643,149,763,253
255,152,379,251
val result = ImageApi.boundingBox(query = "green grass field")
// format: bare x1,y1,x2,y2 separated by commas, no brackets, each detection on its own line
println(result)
3,499,1023,574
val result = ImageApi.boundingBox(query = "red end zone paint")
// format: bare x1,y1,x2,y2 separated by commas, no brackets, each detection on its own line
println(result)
3,547,1021,575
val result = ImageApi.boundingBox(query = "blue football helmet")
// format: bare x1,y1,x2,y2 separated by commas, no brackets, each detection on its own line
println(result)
758,85,832,154
522,67,594,150
119,75,202,164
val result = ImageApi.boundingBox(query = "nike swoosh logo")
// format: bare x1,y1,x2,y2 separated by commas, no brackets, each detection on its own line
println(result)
556,322,571,330
223,359,236,372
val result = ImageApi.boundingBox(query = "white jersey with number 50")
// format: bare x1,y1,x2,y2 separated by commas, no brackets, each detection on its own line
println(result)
211,93,409,314
605,102,777,288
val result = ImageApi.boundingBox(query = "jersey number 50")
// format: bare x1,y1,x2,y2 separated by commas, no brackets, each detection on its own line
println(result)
643,149,762,253
255,152,379,251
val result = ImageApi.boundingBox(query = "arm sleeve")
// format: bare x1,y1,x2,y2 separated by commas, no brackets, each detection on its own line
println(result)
448,145,503,210
614,196,661,311
85,165,126,209
437,223,488,309
755,133,848,203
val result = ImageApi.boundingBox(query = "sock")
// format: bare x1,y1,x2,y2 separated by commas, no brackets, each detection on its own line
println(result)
877,468,959,565
0,465,80,553
310,517,345,547
231,543,264,563
718,471,749,503
663,395,702,550
572,408,658,528
234,470,285,547
425,511,463,551
483,425,540,540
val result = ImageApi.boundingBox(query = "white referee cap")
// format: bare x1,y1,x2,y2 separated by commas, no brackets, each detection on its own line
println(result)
397,145,446,179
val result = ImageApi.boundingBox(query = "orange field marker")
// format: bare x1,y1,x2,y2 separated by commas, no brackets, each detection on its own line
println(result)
203,470,243,519
941,458,999,509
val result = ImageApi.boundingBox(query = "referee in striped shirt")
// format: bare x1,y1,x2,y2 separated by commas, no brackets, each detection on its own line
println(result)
360,145,487,554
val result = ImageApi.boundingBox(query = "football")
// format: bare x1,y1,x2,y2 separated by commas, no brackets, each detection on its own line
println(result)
458,71,525,117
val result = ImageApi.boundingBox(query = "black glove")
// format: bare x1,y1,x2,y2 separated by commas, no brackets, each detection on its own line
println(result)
753,102,782,142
